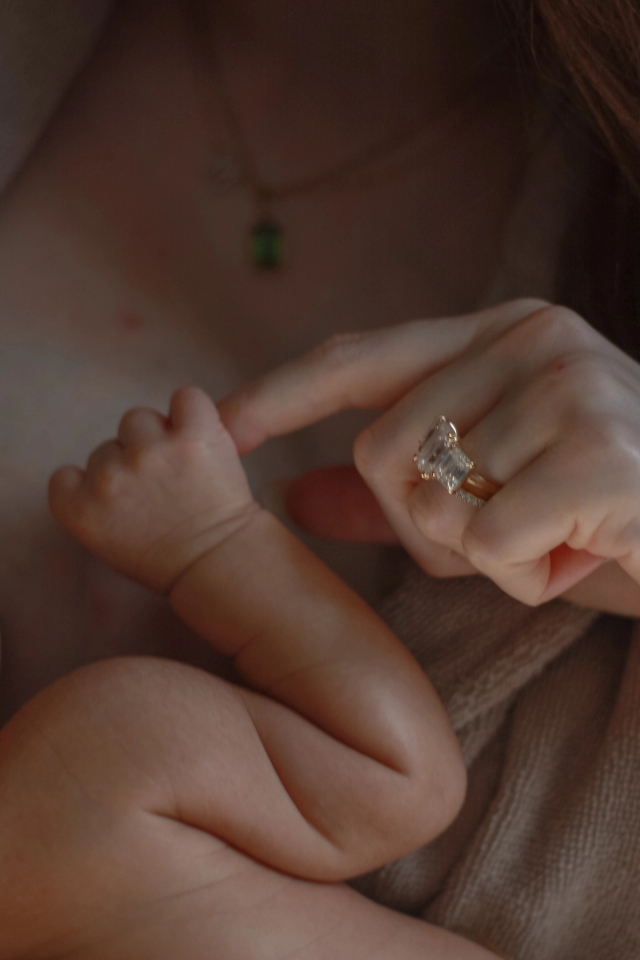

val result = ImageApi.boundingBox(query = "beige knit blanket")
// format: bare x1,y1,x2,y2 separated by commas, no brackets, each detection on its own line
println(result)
355,561,640,959
1,6,639,959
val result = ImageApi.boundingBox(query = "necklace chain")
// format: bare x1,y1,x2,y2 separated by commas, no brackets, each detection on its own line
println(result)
184,3,504,268
212,73,483,205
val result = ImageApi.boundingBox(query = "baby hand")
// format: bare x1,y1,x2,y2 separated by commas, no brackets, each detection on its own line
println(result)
49,386,260,592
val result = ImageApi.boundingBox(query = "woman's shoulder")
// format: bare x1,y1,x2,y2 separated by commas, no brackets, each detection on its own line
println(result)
0,0,112,193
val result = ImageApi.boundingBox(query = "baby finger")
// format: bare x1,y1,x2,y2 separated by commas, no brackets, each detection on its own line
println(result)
48,464,86,525
118,407,168,447
169,385,223,439
84,439,126,500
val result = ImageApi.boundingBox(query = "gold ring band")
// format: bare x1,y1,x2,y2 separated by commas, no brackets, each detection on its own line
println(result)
461,470,502,501
414,415,503,507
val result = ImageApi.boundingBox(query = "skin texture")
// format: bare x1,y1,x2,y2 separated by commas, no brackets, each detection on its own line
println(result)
47,385,466,881
0,386,491,959
0,0,527,722
0,647,496,960
219,298,640,614
0,692,505,960
0,0,622,956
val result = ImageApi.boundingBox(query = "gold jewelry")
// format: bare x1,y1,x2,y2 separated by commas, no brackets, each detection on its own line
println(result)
209,87,481,271
414,415,502,508
184,4,494,270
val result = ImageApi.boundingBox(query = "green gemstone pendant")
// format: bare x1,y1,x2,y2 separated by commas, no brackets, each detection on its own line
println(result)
251,219,285,269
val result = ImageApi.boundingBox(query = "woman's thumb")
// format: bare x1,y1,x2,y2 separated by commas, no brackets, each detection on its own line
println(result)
284,465,400,543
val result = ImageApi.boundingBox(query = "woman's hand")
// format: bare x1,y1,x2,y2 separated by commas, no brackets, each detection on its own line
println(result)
218,298,640,612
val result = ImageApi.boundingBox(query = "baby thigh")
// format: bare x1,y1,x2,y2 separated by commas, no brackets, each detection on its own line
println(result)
204,853,505,960
89,827,504,960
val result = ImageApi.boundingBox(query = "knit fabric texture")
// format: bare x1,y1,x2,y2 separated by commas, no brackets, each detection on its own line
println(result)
351,559,640,959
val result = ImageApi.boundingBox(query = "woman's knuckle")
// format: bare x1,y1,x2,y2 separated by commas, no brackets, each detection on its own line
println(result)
520,296,552,311
510,304,588,351
480,298,550,339
506,296,553,320
353,423,385,479
535,304,588,339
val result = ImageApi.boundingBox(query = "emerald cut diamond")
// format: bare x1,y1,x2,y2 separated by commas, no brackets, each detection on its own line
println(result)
434,445,473,493
414,415,474,494
414,416,457,478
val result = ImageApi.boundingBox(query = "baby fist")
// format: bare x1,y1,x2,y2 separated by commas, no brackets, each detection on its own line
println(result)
49,386,258,593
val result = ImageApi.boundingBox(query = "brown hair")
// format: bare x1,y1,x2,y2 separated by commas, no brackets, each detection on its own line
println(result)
505,0,640,358
533,0,640,191
186,0,639,354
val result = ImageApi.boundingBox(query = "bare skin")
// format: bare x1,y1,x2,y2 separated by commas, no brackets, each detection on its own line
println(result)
0,2,586,956
0,0,534,721
0,385,504,960
220,300,640,612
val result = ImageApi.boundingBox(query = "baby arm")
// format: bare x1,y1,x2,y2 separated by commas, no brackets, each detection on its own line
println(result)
48,387,466,882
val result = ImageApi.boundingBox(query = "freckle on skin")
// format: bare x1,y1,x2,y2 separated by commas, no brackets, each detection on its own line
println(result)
122,311,144,332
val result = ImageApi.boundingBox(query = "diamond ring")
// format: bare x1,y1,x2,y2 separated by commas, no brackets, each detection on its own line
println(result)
414,415,502,508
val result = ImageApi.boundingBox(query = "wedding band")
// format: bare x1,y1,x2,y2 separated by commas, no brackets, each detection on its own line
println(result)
414,415,502,507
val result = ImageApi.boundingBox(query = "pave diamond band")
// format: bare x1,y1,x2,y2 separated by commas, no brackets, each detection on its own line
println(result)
414,415,502,507
455,488,487,508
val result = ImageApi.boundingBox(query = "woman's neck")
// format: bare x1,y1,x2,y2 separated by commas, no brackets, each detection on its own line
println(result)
181,0,514,185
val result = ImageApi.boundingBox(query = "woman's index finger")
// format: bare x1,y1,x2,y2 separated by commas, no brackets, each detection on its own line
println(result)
217,299,542,454
218,315,481,453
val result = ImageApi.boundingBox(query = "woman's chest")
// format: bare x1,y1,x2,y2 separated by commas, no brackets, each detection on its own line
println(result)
0,4,519,717
0,283,397,720
0,0,517,372
0,326,397,720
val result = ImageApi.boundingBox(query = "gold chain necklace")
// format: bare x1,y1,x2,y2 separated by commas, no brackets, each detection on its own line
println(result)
211,84,485,270
185,5,497,270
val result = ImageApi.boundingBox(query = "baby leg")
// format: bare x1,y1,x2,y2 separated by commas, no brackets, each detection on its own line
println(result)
0,655,498,960
48,386,466,880
84,834,506,960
